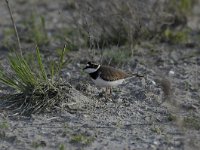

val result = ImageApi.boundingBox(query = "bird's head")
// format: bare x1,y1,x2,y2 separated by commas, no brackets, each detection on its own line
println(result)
83,61,100,73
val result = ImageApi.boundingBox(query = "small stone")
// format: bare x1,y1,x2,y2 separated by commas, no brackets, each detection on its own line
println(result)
66,72,71,77
151,80,156,85
76,63,80,67
153,140,159,145
169,70,175,75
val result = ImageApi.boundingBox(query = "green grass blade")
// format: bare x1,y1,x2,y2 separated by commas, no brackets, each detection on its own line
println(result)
50,61,55,82
36,46,47,81
57,44,67,76
9,55,36,86
0,70,22,91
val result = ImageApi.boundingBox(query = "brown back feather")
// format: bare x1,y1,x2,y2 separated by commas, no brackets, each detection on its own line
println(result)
98,66,130,81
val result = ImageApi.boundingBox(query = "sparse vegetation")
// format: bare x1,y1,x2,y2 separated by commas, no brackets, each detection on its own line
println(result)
162,28,189,44
2,28,16,49
182,116,200,130
102,47,131,66
55,27,86,51
31,140,46,148
0,45,67,115
61,123,70,137
150,125,164,134
21,14,49,46
167,0,196,15
0,0,199,149
59,144,65,150
167,113,177,122
77,0,147,49
0,121,9,129
70,134,94,145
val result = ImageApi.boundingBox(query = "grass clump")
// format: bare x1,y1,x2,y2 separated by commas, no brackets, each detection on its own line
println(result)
0,46,68,115
31,140,46,148
70,134,94,145
162,28,188,44
167,113,177,122
59,144,65,150
0,121,9,129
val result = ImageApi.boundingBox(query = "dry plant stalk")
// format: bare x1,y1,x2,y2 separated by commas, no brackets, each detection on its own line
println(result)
5,0,22,56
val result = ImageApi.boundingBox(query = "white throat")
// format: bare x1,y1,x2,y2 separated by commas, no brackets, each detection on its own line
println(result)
84,65,100,73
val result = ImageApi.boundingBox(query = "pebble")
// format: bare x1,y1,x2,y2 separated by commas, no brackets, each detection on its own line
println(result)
153,140,160,145
169,70,175,75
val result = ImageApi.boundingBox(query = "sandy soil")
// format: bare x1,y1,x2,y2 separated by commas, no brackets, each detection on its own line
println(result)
0,0,200,150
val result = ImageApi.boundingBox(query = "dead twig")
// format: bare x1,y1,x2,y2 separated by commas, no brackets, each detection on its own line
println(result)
5,0,22,56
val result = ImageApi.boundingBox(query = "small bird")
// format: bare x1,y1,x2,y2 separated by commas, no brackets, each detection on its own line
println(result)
83,62,143,95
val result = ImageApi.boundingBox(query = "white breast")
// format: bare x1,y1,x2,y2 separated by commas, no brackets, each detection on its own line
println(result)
92,77,125,87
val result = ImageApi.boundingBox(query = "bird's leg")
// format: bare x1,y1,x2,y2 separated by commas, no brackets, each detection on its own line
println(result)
104,87,111,98
107,87,113,96
109,87,112,95
105,87,109,95
103,87,113,100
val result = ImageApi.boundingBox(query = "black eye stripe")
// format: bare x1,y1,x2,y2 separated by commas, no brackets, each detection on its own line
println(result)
85,62,99,69
86,65,97,68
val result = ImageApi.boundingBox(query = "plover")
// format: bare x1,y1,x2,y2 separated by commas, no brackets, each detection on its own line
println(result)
83,62,143,95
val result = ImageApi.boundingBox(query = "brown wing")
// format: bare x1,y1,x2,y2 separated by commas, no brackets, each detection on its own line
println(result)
99,66,130,81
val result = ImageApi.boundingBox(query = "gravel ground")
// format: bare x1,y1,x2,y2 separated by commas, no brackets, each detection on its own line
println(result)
0,0,200,150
